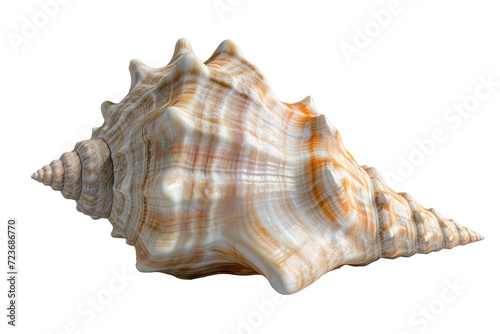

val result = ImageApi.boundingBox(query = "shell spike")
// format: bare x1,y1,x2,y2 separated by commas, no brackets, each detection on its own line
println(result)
289,96,320,116
206,39,243,63
168,38,194,65
171,53,209,78
100,100,116,119
129,59,151,91
300,96,318,113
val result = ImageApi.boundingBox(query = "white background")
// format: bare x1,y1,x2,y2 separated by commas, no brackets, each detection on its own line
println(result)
1,0,499,333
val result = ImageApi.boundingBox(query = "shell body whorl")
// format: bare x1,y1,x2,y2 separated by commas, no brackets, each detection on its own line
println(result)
33,39,483,294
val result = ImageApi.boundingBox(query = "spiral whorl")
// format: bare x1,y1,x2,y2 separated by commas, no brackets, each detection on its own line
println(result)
32,138,113,219
363,165,483,259
32,152,82,198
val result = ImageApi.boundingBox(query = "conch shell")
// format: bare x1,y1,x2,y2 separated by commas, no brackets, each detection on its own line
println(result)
32,39,483,294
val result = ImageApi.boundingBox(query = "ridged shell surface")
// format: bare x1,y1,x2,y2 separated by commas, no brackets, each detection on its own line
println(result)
32,39,483,294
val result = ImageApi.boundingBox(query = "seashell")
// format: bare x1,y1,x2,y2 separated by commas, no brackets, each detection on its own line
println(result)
32,39,483,294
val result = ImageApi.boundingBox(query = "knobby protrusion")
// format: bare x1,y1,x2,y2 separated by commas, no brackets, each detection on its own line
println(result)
168,38,194,65
100,100,116,119
129,59,152,92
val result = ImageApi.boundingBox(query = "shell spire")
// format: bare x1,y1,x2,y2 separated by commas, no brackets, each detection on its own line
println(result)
32,139,114,219
128,59,151,91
